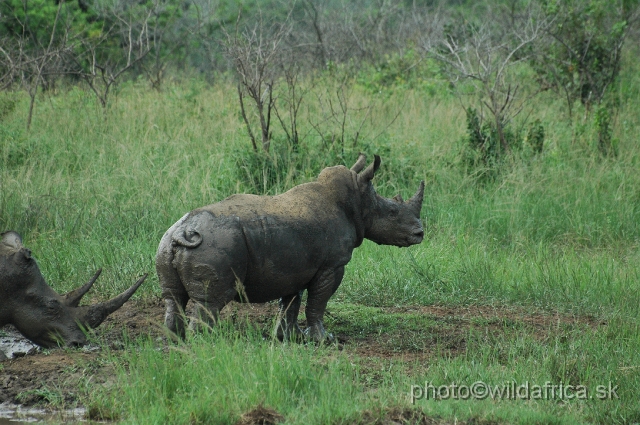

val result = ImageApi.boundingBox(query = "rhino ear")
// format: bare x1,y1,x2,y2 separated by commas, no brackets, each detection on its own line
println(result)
1,231,23,250
392,194,404,203
1,231,30,260
357,155,381,186
350,153,367,173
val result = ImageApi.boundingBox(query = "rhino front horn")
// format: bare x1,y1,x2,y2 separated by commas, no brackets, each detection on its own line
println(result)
77,274,148,329
408,181,425,216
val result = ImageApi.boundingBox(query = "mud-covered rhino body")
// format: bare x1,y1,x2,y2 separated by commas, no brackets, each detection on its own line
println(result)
0,231,146,358
157,154,424,341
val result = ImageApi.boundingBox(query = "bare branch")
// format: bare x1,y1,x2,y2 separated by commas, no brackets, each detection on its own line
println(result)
423,2,550,152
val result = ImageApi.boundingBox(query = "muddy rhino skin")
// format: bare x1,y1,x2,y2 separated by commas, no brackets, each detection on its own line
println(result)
0,231,147,358
156,154,425,341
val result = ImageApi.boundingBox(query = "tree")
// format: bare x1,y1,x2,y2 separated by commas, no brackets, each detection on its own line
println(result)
72,0,156,112
424,2,548,155
0,0,80,130
138,0,193,90
222,11,291,153
532,0,640,117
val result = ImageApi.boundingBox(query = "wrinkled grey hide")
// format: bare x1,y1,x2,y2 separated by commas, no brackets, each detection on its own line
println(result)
0,231,147,357
157,154,425,342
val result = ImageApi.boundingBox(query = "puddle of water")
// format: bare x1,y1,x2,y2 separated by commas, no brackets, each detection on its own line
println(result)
0,327,40,360
0,403,86,424
0,418,31,425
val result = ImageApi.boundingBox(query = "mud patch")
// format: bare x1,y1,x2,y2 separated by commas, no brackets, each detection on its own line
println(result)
0,298,166,407
327,304,604,362
0,297,604,414
234,404,284,425
355,407,500,424
0,402,85,424
0,327,39,360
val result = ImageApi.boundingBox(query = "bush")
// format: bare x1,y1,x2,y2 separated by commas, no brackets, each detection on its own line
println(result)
462,108,512,180
595,105,618,157
526,119,545,155
233,139,361,195
462,108,548,180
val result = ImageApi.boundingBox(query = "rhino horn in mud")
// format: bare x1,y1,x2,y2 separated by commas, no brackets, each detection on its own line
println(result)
0,231,147,352
156,154,425,342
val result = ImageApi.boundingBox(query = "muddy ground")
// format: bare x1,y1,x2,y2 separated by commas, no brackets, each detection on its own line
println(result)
0,298,603,423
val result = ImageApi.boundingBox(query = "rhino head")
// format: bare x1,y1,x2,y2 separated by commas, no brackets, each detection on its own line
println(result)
351,154,425,247
0,231,147,349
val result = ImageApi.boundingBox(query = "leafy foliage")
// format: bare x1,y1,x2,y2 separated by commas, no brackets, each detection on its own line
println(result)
532,0,638,114
462,107,547,180
526,118,545,154
0,0,95,43
356,50,448,95
0,91,17,121
462,107,518,179
595,104,617,157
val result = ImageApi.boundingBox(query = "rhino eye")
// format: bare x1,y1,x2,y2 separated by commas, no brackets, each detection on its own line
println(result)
45,299,62,313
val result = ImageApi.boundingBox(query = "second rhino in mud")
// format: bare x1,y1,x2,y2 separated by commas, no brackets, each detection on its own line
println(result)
0,231,147,359
156,154,425,342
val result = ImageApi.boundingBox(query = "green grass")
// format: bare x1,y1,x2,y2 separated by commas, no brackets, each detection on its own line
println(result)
88,324,367,424
1,63,639,423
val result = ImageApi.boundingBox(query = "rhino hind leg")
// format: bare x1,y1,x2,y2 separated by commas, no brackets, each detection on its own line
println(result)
180,262,243,333
157,241,190,338
190,288,238,332
277,291,304,342
164,295,189,338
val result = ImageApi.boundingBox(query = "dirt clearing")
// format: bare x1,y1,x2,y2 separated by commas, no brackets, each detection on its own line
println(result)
0,298,604,418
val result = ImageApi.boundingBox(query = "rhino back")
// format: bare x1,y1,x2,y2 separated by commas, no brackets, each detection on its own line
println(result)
171,175,361,302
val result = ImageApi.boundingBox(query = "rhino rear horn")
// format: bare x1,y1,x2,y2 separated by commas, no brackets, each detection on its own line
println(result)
357,155,381,186
77,274,147,328
63,269,102,307
408,181,425,216
350,153,367,173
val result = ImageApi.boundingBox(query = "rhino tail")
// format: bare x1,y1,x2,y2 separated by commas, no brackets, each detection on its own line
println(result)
172,228,203,249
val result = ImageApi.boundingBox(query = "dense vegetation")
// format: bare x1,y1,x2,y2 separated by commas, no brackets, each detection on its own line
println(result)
1,0,640,424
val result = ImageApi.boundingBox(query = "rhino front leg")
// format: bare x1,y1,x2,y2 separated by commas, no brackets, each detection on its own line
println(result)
277,291,304,341
305,266,344,343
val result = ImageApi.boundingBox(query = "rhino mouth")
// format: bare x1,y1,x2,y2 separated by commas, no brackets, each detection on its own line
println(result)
26,327,85,349
405,229,424,246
